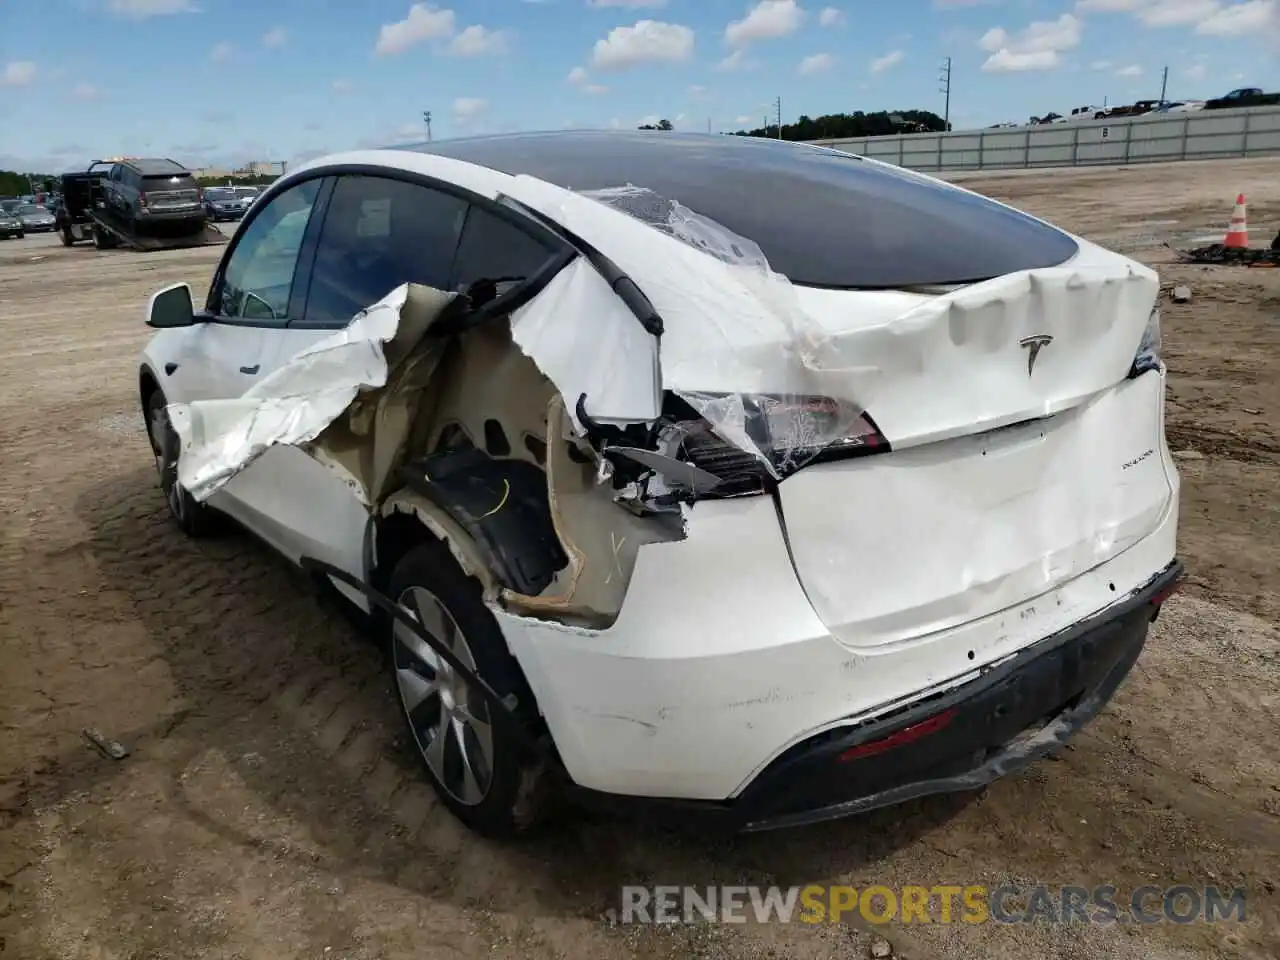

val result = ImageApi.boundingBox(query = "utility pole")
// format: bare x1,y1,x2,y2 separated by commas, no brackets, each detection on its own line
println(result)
1158,65,1169,104
423,110,433,142
938,56,952,131
775,95,783,138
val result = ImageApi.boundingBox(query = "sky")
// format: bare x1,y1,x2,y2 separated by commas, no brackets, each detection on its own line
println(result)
1,0,1278,173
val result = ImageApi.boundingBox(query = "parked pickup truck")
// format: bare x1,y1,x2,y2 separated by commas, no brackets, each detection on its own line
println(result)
1205,87,1280,109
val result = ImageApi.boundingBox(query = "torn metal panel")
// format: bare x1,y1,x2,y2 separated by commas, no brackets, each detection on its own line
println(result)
506,257,661,430
168,283,458,503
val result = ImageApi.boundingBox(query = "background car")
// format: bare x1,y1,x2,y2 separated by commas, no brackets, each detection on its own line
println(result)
0,211,23,239
102,158,206,234
14,203,55,232
204,186,248,221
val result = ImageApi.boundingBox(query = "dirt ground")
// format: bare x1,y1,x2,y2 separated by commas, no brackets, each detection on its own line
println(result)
1,157,1277,960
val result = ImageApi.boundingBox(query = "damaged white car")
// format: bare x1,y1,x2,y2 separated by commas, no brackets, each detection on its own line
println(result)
138,132,1182,837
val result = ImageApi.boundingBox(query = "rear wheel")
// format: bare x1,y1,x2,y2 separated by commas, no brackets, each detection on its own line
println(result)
146,389,221,538
387,539,552,837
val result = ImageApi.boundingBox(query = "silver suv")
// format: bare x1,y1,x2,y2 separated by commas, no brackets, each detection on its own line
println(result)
103,158,206,233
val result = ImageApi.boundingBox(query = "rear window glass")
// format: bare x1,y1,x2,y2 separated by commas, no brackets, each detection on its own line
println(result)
144,174,196,186
416,132,1081,289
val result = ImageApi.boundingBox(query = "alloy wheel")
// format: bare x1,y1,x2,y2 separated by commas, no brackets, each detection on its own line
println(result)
393,586,495,806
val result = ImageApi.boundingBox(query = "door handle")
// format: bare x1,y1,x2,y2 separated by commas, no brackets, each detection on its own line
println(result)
239,364,260,375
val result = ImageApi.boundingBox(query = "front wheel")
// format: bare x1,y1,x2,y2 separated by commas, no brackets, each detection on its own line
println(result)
146,389,221,537
387,539,552,837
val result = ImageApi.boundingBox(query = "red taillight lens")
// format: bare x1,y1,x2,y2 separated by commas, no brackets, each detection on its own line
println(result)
138,191,148,207
838,708,958,763
197,187,204,201
673,392,890,498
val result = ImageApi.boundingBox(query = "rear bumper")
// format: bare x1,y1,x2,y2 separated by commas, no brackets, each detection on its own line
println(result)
570,559,1181,832
731,559,1180,830
140,207,205,222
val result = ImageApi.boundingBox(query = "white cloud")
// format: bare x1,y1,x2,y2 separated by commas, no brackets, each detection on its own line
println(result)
1184,59,1208,79
725,0,806,46
979,13,1081,71
1196,0,1275,34
1,61,37,87
375,4,456,56
715,48,751,70
798,52,834,74
262,26,287,47
107,0,198,17
453,97,488,119
209,42,234,62
818,6,845,25
1074,0,1146,9
331,78,354,94
982,49,1060,71
1138,0,1219,25
70,82,101,100
1090,58,1112,69
449,25,508,55
585,84,610,93
870,49,904,73
1116,63,1143,75
567,65,590,83
591,20,694,69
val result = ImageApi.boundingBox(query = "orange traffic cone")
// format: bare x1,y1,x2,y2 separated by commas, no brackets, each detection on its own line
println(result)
1224,193,1249,248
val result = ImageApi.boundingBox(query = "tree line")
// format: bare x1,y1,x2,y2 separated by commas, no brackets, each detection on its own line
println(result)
637,110,948,139
0,171,57,196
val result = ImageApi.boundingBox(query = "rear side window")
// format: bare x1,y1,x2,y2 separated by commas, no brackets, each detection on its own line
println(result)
304,175,468,326
449,207,561,307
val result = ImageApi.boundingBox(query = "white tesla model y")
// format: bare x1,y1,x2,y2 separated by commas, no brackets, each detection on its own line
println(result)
138,132,1181,836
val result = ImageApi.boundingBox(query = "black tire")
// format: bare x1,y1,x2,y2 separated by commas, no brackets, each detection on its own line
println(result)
146,389,222,538
15,232,23,240
387,539,553,837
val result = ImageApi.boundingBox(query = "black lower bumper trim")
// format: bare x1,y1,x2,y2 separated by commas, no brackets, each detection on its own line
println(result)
566,559,1182,833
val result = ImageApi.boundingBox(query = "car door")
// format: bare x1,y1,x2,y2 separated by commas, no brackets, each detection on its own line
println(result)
213,172,472,592
187,176,331,530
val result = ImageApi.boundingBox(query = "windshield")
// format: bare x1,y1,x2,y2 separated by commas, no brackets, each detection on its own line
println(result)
233,187,259,198
16,204,44,215
206,188,234,200
0,200,19,213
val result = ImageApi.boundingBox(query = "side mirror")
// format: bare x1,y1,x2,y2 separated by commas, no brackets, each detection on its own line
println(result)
146,282,196,328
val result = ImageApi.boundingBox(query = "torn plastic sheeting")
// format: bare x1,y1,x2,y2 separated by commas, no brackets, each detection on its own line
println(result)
167,285,411,503
507,257,661,430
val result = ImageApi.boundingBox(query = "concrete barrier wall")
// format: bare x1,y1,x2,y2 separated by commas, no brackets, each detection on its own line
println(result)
808,104,1280,171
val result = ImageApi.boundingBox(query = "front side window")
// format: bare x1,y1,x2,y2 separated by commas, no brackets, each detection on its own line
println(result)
303,174,468,326
218,177,322,321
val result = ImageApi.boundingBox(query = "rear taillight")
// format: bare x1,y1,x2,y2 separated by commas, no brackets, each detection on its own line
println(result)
838,707,958,763
138,191,148,207
1129,306,1161,378
672,392,889,499
197,187,204,201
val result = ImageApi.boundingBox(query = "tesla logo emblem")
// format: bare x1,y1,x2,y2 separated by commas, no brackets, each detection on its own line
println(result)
1020,335,1054,376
